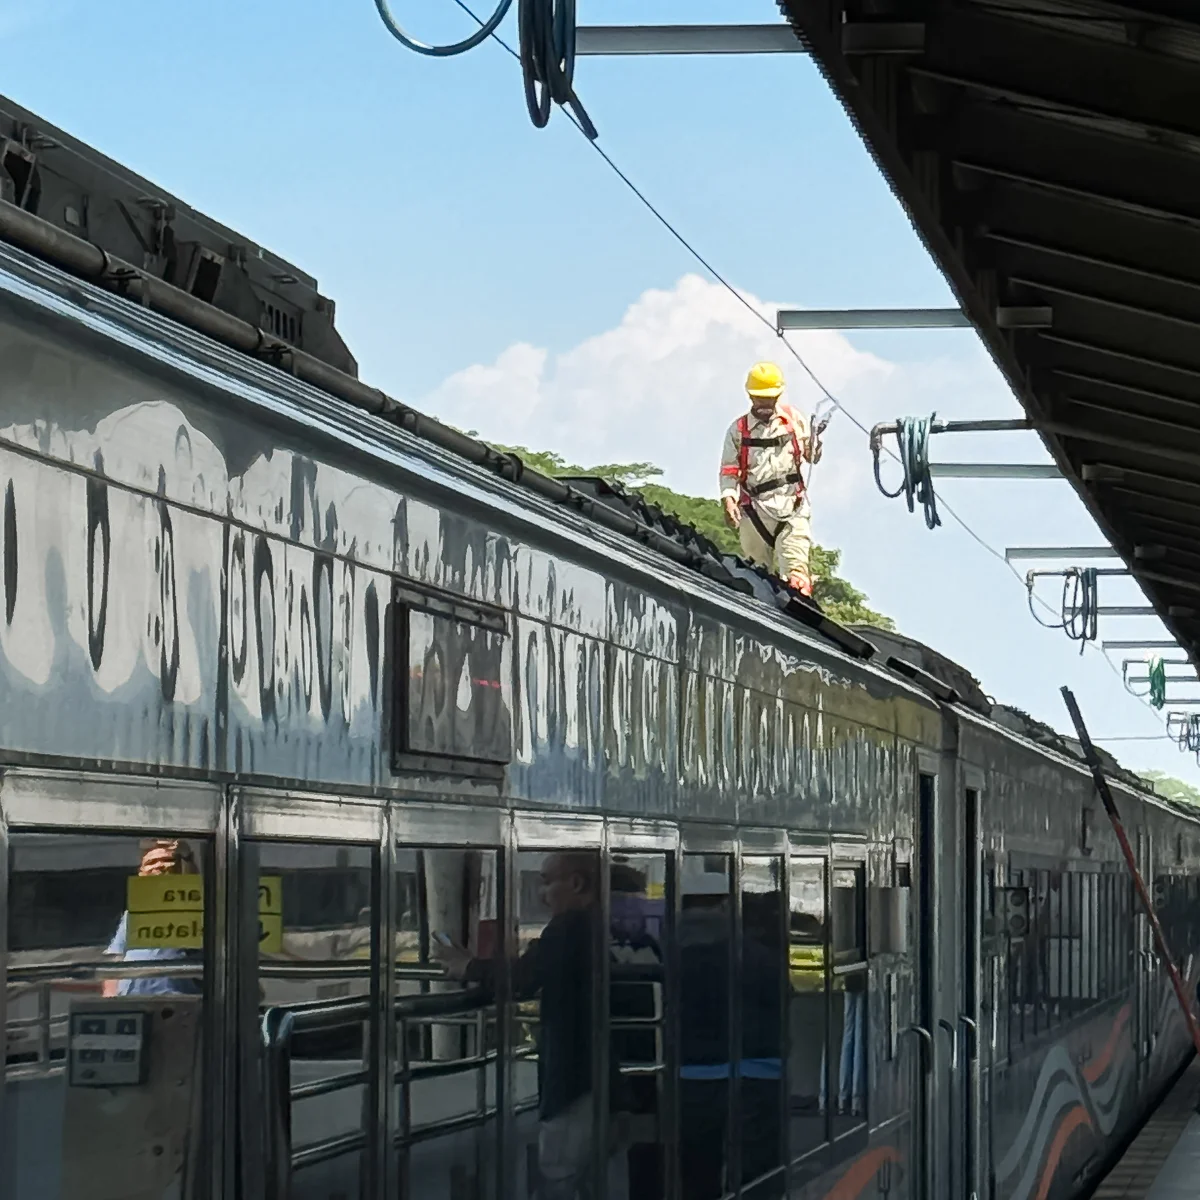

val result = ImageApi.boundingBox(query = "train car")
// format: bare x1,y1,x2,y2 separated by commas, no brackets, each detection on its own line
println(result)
2,101,1199,1200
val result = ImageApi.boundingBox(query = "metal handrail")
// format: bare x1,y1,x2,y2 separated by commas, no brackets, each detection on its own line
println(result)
261,986,495,1200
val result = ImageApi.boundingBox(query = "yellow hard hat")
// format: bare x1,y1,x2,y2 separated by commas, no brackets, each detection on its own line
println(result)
745,361,785,399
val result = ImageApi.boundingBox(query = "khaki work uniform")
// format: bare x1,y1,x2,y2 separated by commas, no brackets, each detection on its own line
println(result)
718,403,816,593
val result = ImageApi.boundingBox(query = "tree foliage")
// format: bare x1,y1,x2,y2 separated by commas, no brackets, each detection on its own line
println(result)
1141,770,1200,807
489,443,894,630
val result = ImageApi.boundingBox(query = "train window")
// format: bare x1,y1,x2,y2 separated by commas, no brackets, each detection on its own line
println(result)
254,841,375,1197
6,832,210,1200
393,584,513,772
509,848,604,1200
831,864,866,966
679,852,734,1200
787,857,827,1161
398,847,502,1200
609,853,669,1200
740,855,786,1194
830,863,867,1138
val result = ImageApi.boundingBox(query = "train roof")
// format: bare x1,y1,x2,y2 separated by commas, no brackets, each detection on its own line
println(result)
0,99,1190,812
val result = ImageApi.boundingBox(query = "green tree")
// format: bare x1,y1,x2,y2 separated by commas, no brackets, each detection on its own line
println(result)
1141,770,1200,807
489,443,894,629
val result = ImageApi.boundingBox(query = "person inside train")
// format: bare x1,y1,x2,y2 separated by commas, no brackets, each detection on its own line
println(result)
102,839,203,998
438,851,624,1200
719,361,823,597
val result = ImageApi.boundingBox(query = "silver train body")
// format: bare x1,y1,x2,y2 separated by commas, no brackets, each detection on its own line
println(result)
0,236,1198,1200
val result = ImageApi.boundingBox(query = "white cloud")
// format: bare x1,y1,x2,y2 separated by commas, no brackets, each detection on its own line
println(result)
420,273,1008,512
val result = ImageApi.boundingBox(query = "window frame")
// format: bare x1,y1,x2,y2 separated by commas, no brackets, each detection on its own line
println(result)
391,579,513,778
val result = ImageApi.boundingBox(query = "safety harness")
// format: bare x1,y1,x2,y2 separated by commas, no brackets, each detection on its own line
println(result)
731,409,806,548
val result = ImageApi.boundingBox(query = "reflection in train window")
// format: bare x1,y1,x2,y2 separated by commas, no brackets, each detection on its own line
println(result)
740,855,786,1196
788,857,827,1160
678,852,733,1200
609,853,669,1200
6,832,209,1200
398,846,502,1200
830,863,867,1138
255,841,375,1200
509,849,603,1200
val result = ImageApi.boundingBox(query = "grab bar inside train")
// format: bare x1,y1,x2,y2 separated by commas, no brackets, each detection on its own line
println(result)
261,987,502,1200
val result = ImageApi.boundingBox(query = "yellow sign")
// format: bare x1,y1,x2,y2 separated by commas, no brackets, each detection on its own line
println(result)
126,875,283,953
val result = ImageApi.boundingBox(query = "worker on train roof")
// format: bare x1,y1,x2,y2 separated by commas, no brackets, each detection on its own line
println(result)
719,362,822,597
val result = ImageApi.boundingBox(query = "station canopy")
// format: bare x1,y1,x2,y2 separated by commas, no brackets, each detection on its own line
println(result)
778,0,1200,665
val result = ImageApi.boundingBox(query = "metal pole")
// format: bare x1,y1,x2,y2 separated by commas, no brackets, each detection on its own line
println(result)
575,24,805,54
1060,686,1200,1058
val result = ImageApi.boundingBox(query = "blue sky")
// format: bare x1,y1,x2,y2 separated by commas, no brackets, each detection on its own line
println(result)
6,0,1198,782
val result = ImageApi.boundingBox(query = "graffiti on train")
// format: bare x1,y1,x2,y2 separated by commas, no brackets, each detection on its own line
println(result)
995,1003,1133,1200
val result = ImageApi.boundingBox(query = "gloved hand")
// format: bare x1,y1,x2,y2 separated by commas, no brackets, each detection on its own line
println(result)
722,496,741,529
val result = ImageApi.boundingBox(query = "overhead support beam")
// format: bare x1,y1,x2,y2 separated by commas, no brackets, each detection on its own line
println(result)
1051,370,1200,424
775,306,1049,331
575,24,803,55
574,21,923,56
1005,547,1120,561
778,307,967,330
1104,641,1184,651
928,463,1059,479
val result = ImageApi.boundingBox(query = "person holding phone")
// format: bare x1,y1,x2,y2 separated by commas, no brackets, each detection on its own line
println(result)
103,840,203,998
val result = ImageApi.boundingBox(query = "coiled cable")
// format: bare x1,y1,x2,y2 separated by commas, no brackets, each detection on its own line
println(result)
1147,655,1167,710
872,414,941,530
1027,566,1098,654
374,0,596,136
374,0,512,56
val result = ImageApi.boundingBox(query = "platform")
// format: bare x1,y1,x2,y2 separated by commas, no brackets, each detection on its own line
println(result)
1093,1059,1200,1199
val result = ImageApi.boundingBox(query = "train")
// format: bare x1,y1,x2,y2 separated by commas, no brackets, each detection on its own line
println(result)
2,94,1199,1200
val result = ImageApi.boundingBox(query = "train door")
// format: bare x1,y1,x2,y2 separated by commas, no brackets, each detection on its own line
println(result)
511,813,607,1200
235,788,385,1200
2,769,225,1200
608,819,675,1200
1136,826,1155,1086
392,802,508,1200
912,760,949,1200
956,781,983,1200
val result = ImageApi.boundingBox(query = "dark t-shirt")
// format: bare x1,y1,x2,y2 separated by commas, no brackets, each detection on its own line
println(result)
470,906,595,1121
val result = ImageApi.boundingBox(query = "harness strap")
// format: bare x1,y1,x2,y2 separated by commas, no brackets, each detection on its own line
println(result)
743,504,780,549
747,472,804,499
735,410,806,507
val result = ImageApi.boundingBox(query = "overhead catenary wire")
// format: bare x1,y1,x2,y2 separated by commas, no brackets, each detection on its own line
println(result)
445,0,1182,748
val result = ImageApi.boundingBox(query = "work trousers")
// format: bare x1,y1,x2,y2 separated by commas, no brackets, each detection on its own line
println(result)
737,499,812,590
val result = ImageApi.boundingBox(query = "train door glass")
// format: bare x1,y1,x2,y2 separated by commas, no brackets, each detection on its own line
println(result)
829,863,867,1141
678,852,733,1200
396,845,503,1200
6,823,212,1200
250,838,376,1200
786,857,827,1162
739,854,786,1197
608,851,669,1200
914,771,938,1200
511,844,604,1200
958,788,981,1200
